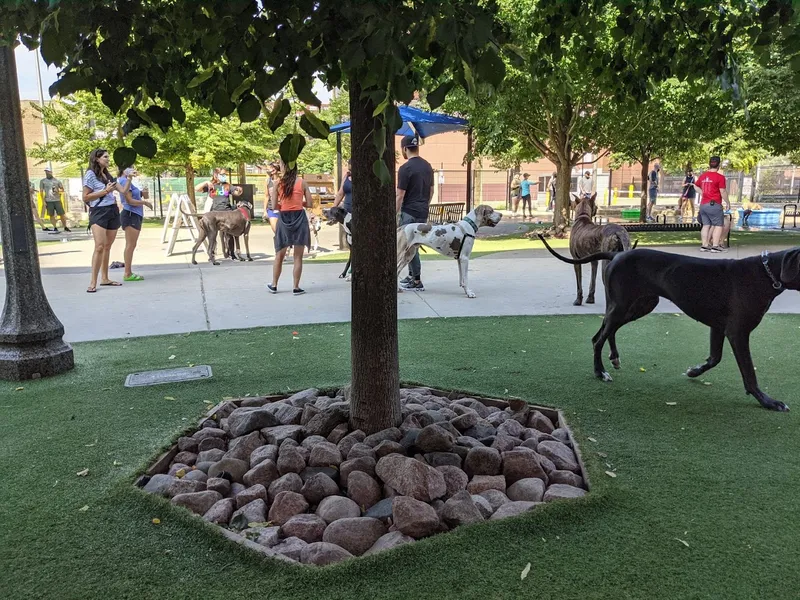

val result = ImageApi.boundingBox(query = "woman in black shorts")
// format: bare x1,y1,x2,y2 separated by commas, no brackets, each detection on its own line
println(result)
82,148,131,293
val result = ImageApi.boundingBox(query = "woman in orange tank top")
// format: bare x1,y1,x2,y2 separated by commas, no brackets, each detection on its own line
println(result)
268,160,312,295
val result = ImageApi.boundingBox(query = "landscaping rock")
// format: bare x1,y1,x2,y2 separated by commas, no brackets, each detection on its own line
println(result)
265,402,304,426
261,425,304,446
286,388,319,407
537,441,580,473
363,427,402,448
268,473,304,503
252,526,281,547
208,458,249,483
183,470,208,483
143,474,205,498
301,542,353,566
337,430,366,457
392,496,441,538
178,436,199,453
192,428,227,442
543,484,587,501
452,399,492,418
171,490,223,515
200,496,234,524
489,501,538,520
250,445,279,468
399,428,421,450
424,452,462,468
491,434,522,452
272,536,308,561
317,496,361,524
374,440,405,458
464,447,502,477
537,454,557,473
364,531,414,556
375,455,447,502
227,407,280,438
502,449,548,484
507,478,545,502
551,427,571,445
441,490,484,527
486,411,510,427
168,463,191,476
450,412,479,432
197,436,226,453
277,447,306,475
347,471,381,509
327,423,350,444
301,473,340,505
455,436,484,449
323,517,387,556
549,470,584,488
197,449,226,464
243,460,280,488
497,419,526,439
435,465,468,498
364,497,394,522
230,499,267,529
304,406,348,437
478,489,510,512
231,482,247,496
301,404,320,426
528,410,555,434
206,477,231,496
268,491,309,525
235,483,267,509
301,434,328,449
280,514,328,543
466,475,506,494
300,467,339,483
347,443,377,461
415,424,456,453
308,441,343,467
471,494,494,518
339,456,377,487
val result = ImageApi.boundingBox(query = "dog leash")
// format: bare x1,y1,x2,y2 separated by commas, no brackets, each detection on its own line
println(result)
455,217,478,261
761,250,783,290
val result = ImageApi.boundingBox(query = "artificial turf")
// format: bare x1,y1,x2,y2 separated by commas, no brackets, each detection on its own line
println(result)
2,314,799,599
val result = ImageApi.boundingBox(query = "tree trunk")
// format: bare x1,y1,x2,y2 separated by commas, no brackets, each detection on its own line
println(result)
348,79,401,434
186,163,196,209
237,163,247,184
553,158,573,235
639,156,650,223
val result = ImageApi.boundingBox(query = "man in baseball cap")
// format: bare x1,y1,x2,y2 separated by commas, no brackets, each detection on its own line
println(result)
693,156,730,252
396,134,433,291
40,168,70,232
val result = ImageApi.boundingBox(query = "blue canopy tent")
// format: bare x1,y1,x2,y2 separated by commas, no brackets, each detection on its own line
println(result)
330,106,474,210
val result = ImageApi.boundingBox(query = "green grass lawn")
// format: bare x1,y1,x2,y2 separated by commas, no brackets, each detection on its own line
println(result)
2,315,799,599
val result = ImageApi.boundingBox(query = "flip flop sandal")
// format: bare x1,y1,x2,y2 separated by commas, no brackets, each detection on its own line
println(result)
99,281,123,286
86,286,97,293
123,274,144,281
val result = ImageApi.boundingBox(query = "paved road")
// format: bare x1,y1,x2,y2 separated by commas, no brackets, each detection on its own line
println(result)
2,221,798,342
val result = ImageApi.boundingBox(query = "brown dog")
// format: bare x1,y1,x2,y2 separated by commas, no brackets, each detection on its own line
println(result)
569,193,633,305
183,199,253,265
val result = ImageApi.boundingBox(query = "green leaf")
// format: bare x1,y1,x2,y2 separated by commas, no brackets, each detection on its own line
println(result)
113,147,137,169
237,94,262,122
267,98,292,131
187,66,217,88
231,74,255,102
131,134,157,159
279,134,307,169
462,61,476,97
476,48,506,89
212,87,236,118
299,107,330,139
100,87,124,114
372,127,386,157
373,158,391,184
427,81,454,110
145,105,173,130
292,77,321,108
372,96,390,117
49,72,90,97
40,20,61,66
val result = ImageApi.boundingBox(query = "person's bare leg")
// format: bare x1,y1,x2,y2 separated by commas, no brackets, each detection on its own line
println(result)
701,225,711,247
60,214,68,229
100,228,117,284
711,225,723,248
272,247,287,287
293,245,304,289
89,225,108,290
269,217,278,234
123,227,140,278
49,211,58,230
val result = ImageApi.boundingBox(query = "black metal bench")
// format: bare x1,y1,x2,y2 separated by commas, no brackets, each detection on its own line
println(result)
782,203,799,229
428,202,466,224
757,194,799,203
594,213,732,246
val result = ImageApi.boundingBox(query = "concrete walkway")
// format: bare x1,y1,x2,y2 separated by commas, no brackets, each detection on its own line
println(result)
2,224,799,342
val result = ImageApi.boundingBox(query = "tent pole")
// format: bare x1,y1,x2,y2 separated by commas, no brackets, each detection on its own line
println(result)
336,133,343,190
465,127,474,212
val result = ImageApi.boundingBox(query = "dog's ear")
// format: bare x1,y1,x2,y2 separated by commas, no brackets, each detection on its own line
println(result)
475,205,488,220
780,248,800,289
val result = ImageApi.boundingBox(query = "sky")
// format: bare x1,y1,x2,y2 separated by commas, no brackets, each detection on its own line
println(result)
15,45,332,103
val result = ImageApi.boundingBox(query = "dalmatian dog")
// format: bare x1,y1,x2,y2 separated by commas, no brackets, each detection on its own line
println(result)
396,204,502,298
323,206,353,279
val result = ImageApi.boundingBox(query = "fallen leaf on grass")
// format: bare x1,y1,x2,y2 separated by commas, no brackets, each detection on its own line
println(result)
597,452,608,458
152,518,161,525
666,402,677,406
605,471,617,478
76,468,89,477
15,387,24,391
703,381,712,386
78,505,89,512
639,367,647,372
168,355,176,360
164,396,175,401
188,363,195,368
587,437,597,443
521,562,531,580
113,460,122,466
168,345,177,349
675,538,690,548
175,468,186,478
85,440,98,447
101,387,111,391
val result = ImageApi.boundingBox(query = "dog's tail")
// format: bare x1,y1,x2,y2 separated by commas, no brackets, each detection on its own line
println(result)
537,234,621,265
180,206,202,218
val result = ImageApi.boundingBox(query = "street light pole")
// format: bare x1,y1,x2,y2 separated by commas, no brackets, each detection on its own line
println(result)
33,49,52,172
0,46,73,380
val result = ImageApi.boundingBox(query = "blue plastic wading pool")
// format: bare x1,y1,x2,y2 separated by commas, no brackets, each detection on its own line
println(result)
738,208,783,228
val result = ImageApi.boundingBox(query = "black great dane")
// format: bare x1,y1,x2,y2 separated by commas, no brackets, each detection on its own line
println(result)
539,235,800,412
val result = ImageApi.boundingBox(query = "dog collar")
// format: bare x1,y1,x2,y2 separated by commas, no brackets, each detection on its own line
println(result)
463,216,478,233
238,206,251,221
761,250,783,290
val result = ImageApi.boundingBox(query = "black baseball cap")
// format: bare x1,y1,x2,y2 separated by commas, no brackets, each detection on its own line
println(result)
709,156,721,167
400,135,420,149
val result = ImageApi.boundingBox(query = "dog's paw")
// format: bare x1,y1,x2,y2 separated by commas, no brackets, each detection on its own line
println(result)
397,287,403,294
212,261,220,266
573,298,583,306
596,371,613,382
191,260,197,265
238,257,245,262
610,357,621,369
346,274,352,282
686,365,704,378
247,257,253,262
465,290,476,299
586,296,595,304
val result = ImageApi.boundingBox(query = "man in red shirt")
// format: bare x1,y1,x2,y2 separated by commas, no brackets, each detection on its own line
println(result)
693,156,730,252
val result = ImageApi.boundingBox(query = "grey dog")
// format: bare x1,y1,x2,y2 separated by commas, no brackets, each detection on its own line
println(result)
539,234,800,412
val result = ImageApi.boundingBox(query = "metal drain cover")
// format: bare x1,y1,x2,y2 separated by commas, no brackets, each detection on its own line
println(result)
125,365,212,387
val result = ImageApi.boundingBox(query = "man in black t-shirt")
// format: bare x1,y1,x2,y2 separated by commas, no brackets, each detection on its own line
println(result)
396,135,434,291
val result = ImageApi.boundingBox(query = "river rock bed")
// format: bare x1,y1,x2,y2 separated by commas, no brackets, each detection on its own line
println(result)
137,386,588,566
